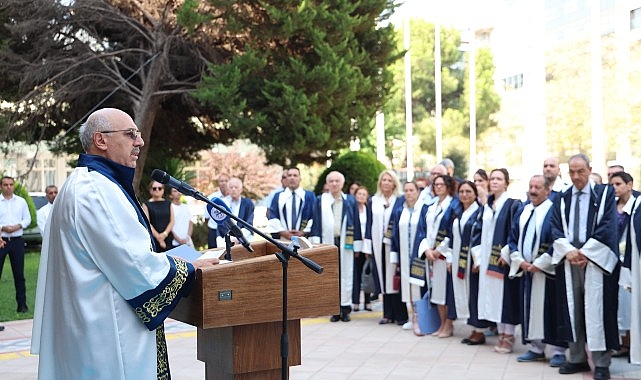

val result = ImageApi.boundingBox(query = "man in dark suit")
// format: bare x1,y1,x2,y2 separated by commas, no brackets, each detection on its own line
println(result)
550,154,620,380
217,177,254,245
268,167,316,240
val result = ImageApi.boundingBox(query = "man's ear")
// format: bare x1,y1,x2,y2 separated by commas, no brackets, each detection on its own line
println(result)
93,131,109,152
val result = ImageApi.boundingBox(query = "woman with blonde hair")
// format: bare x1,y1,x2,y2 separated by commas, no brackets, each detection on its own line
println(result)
363,170,407,325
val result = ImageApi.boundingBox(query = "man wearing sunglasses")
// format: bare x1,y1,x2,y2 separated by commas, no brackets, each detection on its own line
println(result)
31,108,218,380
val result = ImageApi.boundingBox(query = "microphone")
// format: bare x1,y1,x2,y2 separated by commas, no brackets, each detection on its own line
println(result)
207,200,254,253
151,169,200,198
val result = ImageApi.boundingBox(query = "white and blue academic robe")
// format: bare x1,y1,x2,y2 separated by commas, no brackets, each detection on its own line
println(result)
310,192,362,308
508,199,566,347
450,201,481,319
267,187,316,237
417,196,460,306
620,197,641,364
389,200,428,304
476,192,522,324
362,194,402,295
215,195,255,246
551,183,620,352
31,154,195,380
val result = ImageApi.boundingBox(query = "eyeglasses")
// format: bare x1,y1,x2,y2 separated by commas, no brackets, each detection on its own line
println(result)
433,182,445,187
151,187,163,191
99,128,141,141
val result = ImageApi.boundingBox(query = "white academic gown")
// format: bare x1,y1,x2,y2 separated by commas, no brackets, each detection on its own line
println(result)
451,202,480,318
417,196,452,305
310,192,361,307
36,202,53,236
31,167,180,380
394,201,425,304
508,199,555,340
363,194,399,294
621,198,641,365
477,192,510,323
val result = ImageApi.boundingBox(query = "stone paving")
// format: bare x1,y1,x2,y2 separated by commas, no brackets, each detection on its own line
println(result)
2,301,640,379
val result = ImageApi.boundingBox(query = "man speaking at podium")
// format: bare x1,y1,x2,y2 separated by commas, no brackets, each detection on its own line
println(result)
31,108,217,380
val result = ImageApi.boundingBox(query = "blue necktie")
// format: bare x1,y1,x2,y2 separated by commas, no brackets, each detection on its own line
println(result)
572,191,582,248
291,193,298,230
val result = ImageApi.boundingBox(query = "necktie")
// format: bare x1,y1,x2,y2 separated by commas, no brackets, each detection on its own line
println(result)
572,191,582,247
522,208,536,262
291,193,298,230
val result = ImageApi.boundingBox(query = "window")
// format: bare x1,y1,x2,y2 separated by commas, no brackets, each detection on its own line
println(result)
503,73,524,91
632,8,641,30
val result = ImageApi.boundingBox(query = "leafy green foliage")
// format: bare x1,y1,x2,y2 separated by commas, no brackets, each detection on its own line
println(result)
191,0,400,166
13,181,37,229
313,150,386,194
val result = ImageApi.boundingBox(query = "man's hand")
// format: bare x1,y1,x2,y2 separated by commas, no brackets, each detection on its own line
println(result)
566,249,588,268
193,257,220,269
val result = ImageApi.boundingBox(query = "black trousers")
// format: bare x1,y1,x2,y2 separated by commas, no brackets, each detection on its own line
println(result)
352,252,372,305
207,228,218,249
0,237,26,307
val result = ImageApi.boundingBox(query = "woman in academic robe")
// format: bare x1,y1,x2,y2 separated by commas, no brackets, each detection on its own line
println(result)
622,192,641,365
417,175,460,338
352,186,372,312
450,181,489,345
389,181,428,335
475,168,522,354
611,171,636,358
363,170,406,325
474,169,489,206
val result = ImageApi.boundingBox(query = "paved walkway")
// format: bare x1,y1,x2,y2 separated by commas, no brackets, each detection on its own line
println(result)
2,301,640,379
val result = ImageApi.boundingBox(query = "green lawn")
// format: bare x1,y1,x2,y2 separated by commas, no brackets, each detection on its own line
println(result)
0,249,39,322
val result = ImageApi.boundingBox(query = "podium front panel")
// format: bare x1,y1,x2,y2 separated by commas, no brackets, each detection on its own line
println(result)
171,241,339,329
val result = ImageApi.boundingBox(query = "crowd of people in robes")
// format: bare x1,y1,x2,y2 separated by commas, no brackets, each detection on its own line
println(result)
14,109,641,380
353,154,641,380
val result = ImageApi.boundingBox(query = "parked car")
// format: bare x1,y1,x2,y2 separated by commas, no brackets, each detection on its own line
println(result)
23,192,48,247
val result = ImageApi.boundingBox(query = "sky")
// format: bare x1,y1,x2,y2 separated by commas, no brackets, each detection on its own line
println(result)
391,0,503,29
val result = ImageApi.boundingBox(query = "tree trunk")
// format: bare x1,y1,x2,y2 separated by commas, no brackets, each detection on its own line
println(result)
132,39,168,193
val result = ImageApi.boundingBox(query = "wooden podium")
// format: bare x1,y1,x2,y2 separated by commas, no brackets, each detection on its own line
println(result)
170,240,339,379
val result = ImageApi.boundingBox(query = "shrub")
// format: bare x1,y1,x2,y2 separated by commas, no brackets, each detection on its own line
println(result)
313,151,386,195
14,182,37,229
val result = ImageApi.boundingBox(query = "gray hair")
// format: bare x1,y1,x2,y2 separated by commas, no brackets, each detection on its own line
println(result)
439,158,455,170
568,153,591,168
79,113,112,152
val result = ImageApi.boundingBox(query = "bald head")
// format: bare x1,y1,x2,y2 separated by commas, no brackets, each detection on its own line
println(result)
543,157,560,183
79,108,143,168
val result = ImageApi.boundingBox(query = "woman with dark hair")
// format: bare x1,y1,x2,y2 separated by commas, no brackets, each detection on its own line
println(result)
474,169,489,205
418,175,460,337
348,181,361,195
142,181,174,252
450,181,490,345
352,186,372,312
610,171,635,358
475,168,522,353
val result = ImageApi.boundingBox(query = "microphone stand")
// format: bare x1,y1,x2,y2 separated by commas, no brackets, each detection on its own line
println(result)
223,233,233,261
187,189,323,380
